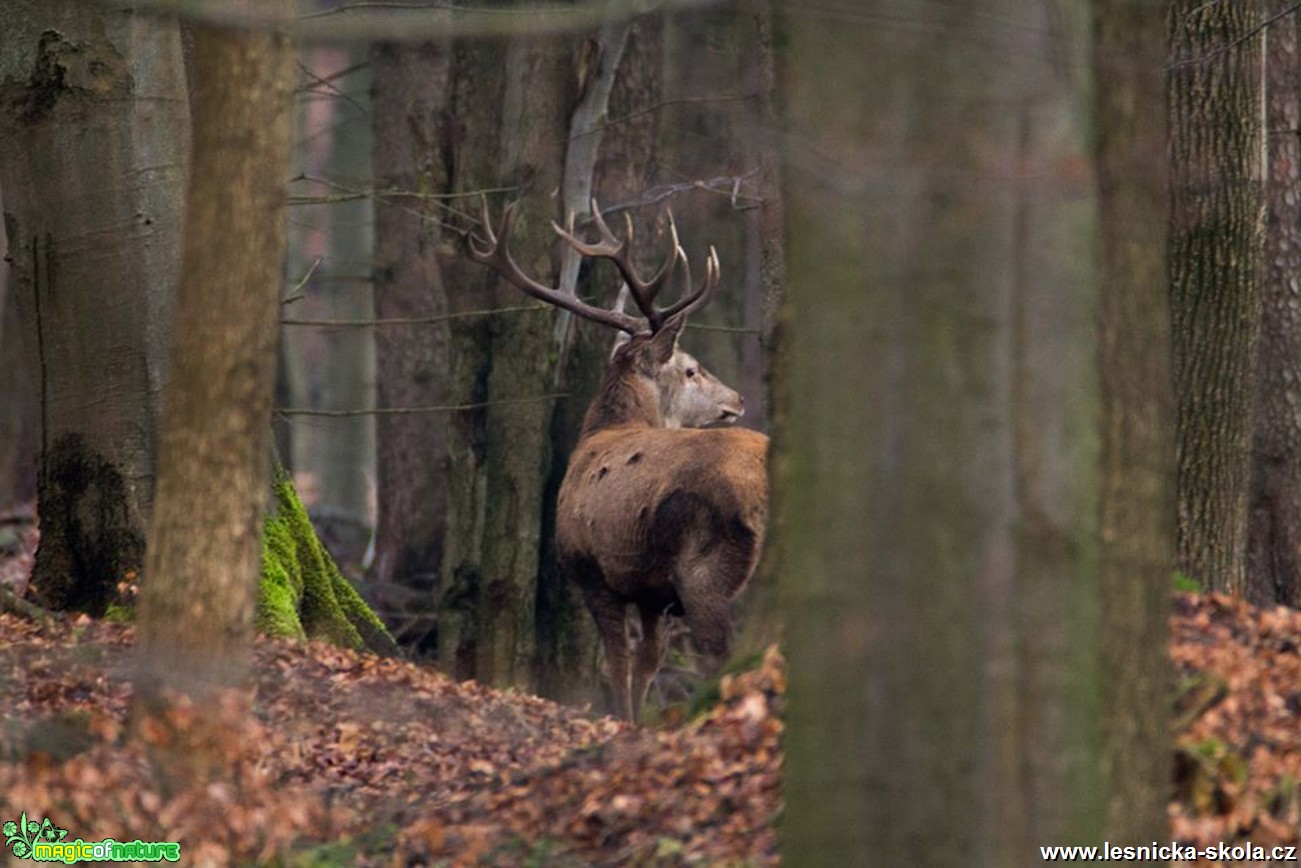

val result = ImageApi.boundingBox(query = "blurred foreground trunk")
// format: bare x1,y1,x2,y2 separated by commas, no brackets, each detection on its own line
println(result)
777,2,1117,863
136,4,296,704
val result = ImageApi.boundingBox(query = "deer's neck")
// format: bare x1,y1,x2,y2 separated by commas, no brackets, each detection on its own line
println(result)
578,371,662,439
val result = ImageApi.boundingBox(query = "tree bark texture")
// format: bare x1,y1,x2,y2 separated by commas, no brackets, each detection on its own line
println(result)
778,2,1102,864
0,272,38,508
1249,2,1301,607
437,28,573,688
1167,0,1264,595
136,9,296,691
1094,0,1176,852
0,0,189,612
435,34,509,680
367,39,453,653
474,33,573,689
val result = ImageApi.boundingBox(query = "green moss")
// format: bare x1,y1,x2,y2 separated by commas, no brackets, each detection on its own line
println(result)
257,464,396,656
102,603,134,623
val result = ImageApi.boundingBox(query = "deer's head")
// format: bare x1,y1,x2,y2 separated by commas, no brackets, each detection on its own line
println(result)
467,199,743,432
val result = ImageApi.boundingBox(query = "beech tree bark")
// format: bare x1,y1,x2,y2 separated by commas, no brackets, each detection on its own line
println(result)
0,1,189,612
136,6,296,693
1167,0,1264,595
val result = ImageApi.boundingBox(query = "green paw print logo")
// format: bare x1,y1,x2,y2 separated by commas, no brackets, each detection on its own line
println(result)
3,813,68,859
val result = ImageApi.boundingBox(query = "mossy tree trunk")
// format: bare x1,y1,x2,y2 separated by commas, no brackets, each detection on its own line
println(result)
1249,1,1301,607
0,1,189,613
136,6,296,696
1094,0,1176,852
1167,0,1265,596
367,39,453,652
260,462,397,656
778,1,1105,863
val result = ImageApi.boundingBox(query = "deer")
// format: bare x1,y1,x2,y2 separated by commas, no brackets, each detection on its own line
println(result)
465,199,769,721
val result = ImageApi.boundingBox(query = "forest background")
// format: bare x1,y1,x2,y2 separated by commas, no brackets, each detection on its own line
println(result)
0,0,1298,864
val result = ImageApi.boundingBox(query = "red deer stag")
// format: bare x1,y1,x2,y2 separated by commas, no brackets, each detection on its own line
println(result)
466,200,768,721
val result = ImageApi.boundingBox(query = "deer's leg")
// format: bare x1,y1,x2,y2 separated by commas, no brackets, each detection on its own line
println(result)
678,587,735,676
630,605,668,722
581,580,634,720
676,532,756,676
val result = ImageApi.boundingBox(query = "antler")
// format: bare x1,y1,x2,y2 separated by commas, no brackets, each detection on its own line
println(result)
466,198,720,335
468,198,643,334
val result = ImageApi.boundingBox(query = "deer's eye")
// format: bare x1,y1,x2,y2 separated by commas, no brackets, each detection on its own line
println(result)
685,367,697,378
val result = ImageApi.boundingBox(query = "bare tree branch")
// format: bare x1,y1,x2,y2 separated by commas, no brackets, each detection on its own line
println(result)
1167,0,1297,68
277,393,568,417
84,0,722,42
281,304,548,326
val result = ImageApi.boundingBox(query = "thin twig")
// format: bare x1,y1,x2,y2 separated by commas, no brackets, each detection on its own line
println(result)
282,257,323,304
599,175,763,216
687,322,761,335
81,0,720,42
276,393,569,417
570,92,762,141
296,61,370,116
281,304,550,326
1167,1,1297,69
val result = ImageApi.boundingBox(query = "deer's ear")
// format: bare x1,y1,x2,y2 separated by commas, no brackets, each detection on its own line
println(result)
609,330,632,361
649,314,685,364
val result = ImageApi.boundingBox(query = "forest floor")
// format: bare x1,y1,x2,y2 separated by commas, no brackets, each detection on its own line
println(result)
1,505,1300,865
0,613,782,867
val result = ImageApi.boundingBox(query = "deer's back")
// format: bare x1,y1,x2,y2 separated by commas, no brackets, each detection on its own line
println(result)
555,425,768,597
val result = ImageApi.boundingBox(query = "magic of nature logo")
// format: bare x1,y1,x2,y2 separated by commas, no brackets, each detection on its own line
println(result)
3,812,180,863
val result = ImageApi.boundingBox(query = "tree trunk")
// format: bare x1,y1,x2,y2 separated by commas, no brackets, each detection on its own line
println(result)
368,39,453,653
313,48,375,553
0,1,189,612
660,7,752,396
1094,0,1176,851
435,34,509,680
1249,1,1301,607
733,0,785,656
0,267,38,508
136,9,296,695
1167,0,1265,595
280,50,374,570
473,32,573,688
778,2,1104,863
437,26,573,688
536,14,666,705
